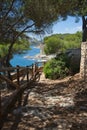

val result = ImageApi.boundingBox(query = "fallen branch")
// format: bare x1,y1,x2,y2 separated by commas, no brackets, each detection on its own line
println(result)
0,80,35,129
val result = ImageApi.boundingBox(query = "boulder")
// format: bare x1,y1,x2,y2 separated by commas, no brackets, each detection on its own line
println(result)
66,48,81,74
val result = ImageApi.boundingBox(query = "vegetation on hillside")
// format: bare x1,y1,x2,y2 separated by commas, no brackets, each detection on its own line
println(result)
44,31,82,55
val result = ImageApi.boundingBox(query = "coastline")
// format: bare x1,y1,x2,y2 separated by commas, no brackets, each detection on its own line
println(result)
24,53,56,62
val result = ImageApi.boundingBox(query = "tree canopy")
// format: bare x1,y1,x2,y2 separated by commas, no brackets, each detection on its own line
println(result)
1,0,87,43
1,0,87,66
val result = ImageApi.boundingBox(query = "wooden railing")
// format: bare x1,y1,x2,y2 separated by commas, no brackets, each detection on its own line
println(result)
0,61,46,128
0,62,45,87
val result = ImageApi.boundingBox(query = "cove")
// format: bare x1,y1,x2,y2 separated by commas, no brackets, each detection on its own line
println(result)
10,46,40,67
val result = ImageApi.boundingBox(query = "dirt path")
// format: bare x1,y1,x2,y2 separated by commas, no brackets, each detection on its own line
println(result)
1,73,87,130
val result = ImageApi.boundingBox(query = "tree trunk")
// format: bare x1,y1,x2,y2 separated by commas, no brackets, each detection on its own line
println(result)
80,42,87,79
5,41,15,89
80,16,87,79
82,16,87,42
6,41,14,67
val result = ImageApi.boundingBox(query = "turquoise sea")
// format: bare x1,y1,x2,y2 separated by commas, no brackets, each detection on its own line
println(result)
10,46,40,67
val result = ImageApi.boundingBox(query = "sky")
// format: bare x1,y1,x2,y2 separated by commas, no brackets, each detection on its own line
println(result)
52,16,82,34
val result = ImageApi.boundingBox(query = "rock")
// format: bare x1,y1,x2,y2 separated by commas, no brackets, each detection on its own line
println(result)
66,48,81,74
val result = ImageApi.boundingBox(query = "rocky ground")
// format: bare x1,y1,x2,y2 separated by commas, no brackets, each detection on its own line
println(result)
1,73,87,130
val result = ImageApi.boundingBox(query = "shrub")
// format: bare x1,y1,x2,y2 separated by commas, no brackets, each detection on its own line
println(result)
43,58,69,79
56,51,80,75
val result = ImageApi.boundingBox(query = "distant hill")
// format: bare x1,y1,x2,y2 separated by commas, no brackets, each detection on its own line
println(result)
29,37,41,46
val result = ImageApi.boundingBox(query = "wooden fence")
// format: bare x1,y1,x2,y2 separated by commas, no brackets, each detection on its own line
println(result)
0,61,46,129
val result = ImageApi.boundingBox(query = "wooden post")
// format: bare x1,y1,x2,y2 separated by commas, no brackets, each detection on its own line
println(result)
17,65,20,86
34,63,36,80
26,66,29,82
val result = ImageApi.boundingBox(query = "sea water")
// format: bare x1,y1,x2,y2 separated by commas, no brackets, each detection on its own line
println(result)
10,46,40,67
